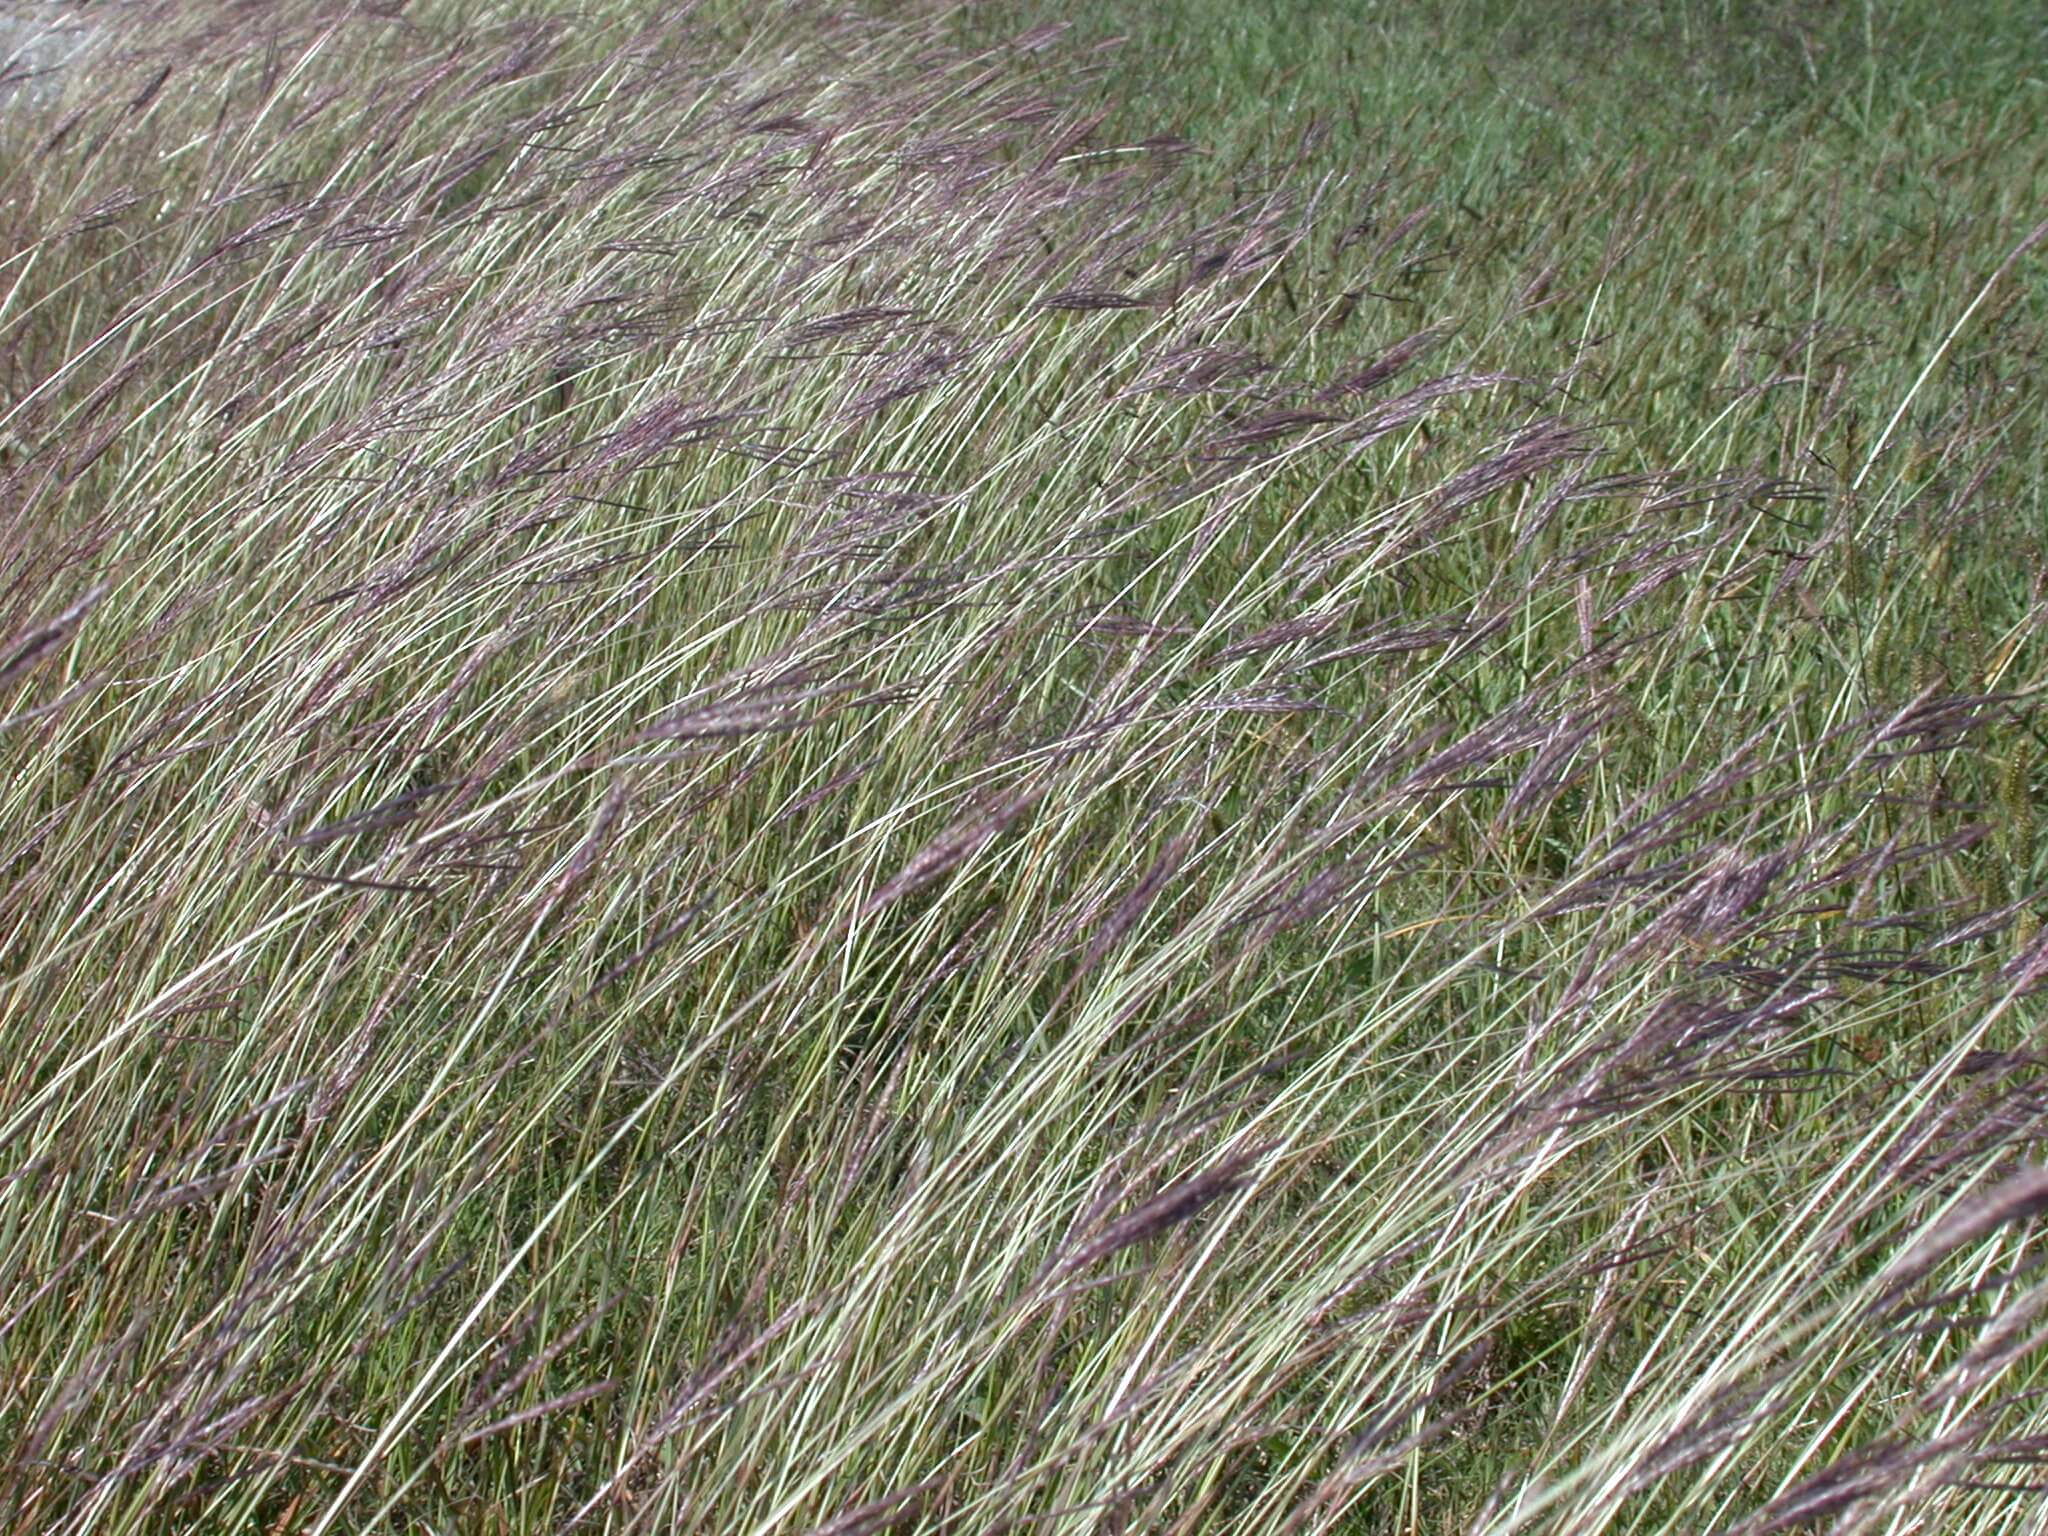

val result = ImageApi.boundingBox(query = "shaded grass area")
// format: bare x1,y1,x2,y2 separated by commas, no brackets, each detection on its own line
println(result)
0,0,2043,1531
953,0,2048,478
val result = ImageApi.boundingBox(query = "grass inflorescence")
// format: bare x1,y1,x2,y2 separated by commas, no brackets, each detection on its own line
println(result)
0,0,2043,1531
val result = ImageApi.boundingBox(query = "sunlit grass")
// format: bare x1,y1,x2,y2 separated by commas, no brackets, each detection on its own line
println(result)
0,1,2042,1531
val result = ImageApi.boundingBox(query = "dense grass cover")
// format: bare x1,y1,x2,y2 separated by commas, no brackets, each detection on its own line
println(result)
0,1,2043,1530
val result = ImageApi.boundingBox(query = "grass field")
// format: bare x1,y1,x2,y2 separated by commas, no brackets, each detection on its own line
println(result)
0,1,2044,1531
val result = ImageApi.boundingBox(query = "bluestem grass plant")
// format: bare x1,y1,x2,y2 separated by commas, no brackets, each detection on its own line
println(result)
0,1,2042,1532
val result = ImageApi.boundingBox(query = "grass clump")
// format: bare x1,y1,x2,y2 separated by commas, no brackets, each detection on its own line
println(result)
0,0,2044,1531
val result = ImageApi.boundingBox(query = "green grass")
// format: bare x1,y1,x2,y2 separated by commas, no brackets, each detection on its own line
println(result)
0,0,2043,1531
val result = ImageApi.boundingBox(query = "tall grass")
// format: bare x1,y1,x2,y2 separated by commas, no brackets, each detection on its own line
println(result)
0,1,2042,1531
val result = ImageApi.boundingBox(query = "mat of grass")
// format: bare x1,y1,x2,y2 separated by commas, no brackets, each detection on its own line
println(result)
0,1,2043,1531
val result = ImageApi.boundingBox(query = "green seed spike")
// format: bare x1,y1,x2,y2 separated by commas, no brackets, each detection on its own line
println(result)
1923,533,1951,590
1910,648,1942,701
2013,908,2042,970
1863,622,1887,693
2000,744,2035,866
